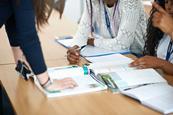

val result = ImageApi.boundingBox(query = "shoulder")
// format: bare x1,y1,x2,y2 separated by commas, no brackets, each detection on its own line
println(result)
119,0,143,10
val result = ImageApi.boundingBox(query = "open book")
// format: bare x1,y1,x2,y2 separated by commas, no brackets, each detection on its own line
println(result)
33,65,107,98
88,61,167,92
55,36,130,57
87,56,173,114
121,83,173,114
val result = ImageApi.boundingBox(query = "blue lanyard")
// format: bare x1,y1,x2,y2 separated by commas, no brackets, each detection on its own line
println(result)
166,41,173,61
103,4,116,38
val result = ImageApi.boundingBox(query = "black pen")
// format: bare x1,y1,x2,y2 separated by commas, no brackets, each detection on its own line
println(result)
79,45,87,52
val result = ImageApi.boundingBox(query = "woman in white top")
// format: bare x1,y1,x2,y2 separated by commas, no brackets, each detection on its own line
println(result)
67,0,147,64
130,1,173,75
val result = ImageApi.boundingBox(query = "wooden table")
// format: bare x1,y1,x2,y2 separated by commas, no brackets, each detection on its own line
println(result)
0,9,172,115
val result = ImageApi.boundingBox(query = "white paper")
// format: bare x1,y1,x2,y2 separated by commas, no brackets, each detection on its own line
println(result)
55,37,130,57
34,66,107,98
122,84,173,114
114,69,166,90
86,53,133,63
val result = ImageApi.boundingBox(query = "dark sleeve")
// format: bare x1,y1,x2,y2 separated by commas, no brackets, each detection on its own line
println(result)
11,0,47,75
5,15,20,47
0,0,12,27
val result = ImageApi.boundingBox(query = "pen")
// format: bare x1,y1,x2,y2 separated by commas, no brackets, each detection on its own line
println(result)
79,45,87,52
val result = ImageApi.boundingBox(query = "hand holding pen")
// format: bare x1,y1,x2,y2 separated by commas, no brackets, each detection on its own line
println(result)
67,45,86,64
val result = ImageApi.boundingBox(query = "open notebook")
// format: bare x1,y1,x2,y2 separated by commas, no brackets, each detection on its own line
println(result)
121,83,173,114
88,56,173,114
55,36,130,57
88,59,167,92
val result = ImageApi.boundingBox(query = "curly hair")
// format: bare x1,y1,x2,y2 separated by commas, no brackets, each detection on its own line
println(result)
143,0,165,56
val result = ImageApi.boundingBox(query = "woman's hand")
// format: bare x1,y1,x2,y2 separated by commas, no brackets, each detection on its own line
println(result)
129,56,164,69
67,45,80,64
37,71,78,91
87,38,94,46
46,78,78,91
152,2,173,38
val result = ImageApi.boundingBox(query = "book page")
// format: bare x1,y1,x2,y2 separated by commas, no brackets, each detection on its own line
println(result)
143,93,173,114
121,84,173,114
88,55,134,75
34,66,107,98
80,46,129,58
121,83,170,101
55,37,129,57
113,69,166,90
86,53,132,63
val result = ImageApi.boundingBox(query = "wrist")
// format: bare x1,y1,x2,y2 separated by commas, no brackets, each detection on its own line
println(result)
87,38,94,46
36,71,50,85
158,59,166,69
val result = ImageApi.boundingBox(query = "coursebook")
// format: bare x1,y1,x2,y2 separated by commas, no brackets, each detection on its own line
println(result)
33,65,107,98
86,55,173,114
55,36,130,57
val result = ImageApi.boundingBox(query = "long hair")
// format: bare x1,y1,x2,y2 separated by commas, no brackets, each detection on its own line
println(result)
33,0,65,29
143,0,165,56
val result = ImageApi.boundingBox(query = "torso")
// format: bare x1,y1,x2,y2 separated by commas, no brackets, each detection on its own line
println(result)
157,35,173,63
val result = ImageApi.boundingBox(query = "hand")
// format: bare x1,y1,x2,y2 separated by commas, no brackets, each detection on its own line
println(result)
152,2,173,38
67,45,80,64
129,56,164,69
87,38,94,46
46,78,78,91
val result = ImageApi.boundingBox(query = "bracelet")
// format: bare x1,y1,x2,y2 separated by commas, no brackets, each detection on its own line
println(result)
40,77,52,89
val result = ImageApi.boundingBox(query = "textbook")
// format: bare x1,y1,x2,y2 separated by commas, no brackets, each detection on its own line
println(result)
88,62,167,92
33,66,107,98
88,61,173,114
55,36,130,57
121,83,173,114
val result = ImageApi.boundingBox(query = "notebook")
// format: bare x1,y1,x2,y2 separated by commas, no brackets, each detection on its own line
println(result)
55,36,130,57
88,61,167,92
88,59,173,114
121,83,173,114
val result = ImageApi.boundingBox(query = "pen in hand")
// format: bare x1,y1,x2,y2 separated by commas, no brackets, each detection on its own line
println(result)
67,45,87,64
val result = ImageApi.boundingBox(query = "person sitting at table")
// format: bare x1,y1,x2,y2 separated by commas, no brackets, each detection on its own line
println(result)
67,0,148,64
0,0,77,91
130,1,173,75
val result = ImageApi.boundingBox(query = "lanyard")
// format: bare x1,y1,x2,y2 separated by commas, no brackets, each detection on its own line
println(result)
166,41,173,61
103,4,116,38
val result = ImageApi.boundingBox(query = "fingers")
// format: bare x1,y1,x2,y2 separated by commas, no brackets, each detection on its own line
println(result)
67,45,80,64
152,2,166,14
152,12,162,27
129,58,147,69
55,78,78,90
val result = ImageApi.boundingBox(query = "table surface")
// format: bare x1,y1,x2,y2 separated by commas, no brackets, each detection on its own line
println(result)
1,7,171,115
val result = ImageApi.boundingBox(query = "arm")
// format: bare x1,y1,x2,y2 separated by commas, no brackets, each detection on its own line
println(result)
130,56,173,75
11,0,77,90
94,0,142,51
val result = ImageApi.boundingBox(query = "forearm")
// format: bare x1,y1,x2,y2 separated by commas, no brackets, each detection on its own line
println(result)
159,60,173,75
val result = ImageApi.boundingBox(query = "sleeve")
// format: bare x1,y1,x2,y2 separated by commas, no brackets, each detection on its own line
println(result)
11,0,47,75
94,0,141,51
72,0,91,47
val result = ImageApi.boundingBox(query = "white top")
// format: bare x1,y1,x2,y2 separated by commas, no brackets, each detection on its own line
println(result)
157,35,173,63
73,0,148,54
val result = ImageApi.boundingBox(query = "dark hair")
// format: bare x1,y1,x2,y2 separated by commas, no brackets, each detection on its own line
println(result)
143,1,165,56
33,0,65,29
